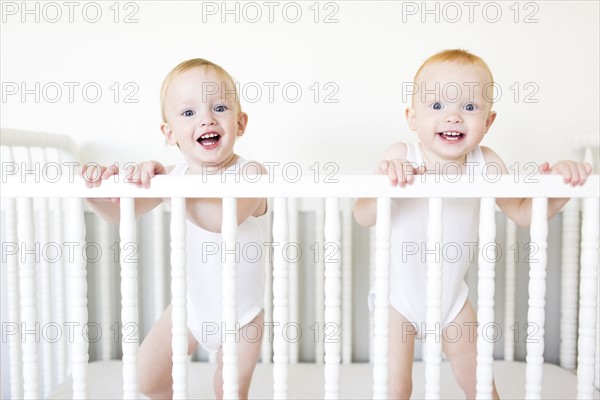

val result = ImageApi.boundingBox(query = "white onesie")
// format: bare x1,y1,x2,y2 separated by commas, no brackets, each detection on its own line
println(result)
372,142,486,336
170,159,266,352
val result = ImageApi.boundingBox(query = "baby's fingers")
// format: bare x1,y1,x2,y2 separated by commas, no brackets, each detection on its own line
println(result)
101,163,119,181
573,162,591,186
125,164,143,187
82,165,105,188
538,162,551,174
387,162,399,186
140,165,156,189
377,160,390,175
552,161,584,186
398,161,421,186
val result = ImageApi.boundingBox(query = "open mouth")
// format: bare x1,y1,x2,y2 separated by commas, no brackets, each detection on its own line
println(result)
197,132,221,149
437,131,464,142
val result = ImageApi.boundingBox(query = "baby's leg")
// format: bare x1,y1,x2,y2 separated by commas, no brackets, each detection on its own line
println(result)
442,301,499,399
213,311,264,400
138,304,199,399
388,306,416,399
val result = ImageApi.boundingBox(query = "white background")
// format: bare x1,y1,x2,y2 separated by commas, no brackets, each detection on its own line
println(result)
2,1,598,172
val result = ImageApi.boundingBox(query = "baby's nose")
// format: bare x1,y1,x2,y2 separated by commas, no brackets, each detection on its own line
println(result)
444,113,463,124
199,114,217,126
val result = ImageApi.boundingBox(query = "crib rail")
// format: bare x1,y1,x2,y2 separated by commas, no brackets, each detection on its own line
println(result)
2,171,599,399
3,174,598,198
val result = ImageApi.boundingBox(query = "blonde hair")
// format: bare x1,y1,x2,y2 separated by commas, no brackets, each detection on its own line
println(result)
413,49,495,104
160,58,241,122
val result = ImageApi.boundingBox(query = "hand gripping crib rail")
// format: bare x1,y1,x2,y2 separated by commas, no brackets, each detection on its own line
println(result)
1,128,599,399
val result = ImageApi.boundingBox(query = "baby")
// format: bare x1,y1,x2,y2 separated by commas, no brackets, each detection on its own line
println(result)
83,58,267,399
353,49,592,399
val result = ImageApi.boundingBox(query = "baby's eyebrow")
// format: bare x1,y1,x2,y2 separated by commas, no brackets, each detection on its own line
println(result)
177,99,198,106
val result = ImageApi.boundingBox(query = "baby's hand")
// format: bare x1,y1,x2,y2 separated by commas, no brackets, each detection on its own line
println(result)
377,159,425,186
125,161,167,189
81,163,120,204
539,161,593,186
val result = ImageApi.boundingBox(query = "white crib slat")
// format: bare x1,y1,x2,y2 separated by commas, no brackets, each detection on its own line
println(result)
273,197,289,399
5,147,23,399
97,218,113,361
262,207,273,364
170,198,188,399
65,197,88,399
153,204,167,322
222,197,239,399
577,196,599,399
315,199,325,364
38,150,53,395
120,198,138,399
51,149,68,384
17,195,40,400
324,198,341,399
476,198,497,399
504,218,517,362
368,227,375,363
560,199,580,369
425,198,443,400
596,286,600,391
525,197,548,400
341,198,353,364
51,197,67,383
16,148,42,400
5,153,23,400
372,197,390,400
288,197,299,364
38,194,53,396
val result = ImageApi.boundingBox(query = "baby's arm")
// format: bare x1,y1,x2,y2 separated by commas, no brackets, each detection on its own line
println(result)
353,142,425,228
183,161,268,232
82,162,166,224
481,147,593,227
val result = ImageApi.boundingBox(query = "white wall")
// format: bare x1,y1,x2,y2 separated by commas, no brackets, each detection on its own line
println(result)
2,1,598,172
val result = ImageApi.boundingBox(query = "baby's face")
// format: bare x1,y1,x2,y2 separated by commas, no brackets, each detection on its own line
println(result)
161,66,246,170
406,61,496,164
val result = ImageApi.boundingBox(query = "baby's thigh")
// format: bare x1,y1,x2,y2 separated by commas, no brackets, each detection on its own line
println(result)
139,304,199,379
442,300,478,360
388,307,416,374
214,311,264,396
237,311,264,377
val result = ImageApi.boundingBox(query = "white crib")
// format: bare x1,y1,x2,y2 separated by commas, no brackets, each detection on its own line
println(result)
1,128,599,399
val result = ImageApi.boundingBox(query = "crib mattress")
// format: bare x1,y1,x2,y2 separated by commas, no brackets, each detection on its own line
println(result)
48,360,599,399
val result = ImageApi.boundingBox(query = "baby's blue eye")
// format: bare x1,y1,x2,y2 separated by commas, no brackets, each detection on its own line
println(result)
464,103,476,111
182,110,194,117
431,102,442,110
214,105,228,112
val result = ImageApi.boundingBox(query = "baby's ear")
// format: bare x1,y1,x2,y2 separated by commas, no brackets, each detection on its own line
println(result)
161,122,177,145
237,112,249,137
405,107,417,131
485,111,497,132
